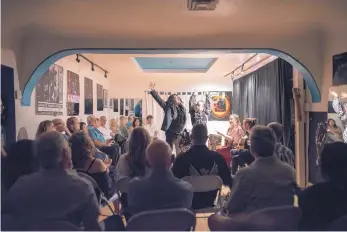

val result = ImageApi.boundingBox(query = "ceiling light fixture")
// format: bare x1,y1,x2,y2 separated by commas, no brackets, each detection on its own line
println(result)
224,53,258,78
91,63,95,71
76,54,80,63
75,54,109,78
104,71,107,78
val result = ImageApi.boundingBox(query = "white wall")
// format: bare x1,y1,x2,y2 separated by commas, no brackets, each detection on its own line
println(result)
1,53,112,139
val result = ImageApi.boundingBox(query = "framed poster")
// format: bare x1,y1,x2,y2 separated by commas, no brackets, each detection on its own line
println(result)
103,89,108,108
67,70,80,116
209,91,233,121
120,98,124,115
84,77,93,114
97,84,103,111
109,98,113,109
333,52,347,86
35,64,64,116
113,98,119,112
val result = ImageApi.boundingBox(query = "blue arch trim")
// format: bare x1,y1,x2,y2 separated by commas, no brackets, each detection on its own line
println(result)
21,48,321,106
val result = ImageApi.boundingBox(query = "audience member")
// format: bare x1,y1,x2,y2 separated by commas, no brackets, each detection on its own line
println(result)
129,117,141,134
267,122,295,167
143,115,159,139
109,118,119,136
2,140,37,191
99,116,113,141
172,124,232,209
226,125,296,215
80,122,88,134
217,114,245,149
3,132,101,230
70,132,113,199
126,115,134,129
53,118,71,140
128,140,193,216
116,127,151,180
66,116,80,135
119,116,129,139
87,115,118,165
298,142,347,230
35,120,55,138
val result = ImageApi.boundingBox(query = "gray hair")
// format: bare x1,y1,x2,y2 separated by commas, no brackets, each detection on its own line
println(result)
35,131,68,169
250,125,276,157
87,115,96,125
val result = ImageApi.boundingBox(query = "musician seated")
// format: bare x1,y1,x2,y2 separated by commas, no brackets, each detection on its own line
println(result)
230,118,256,175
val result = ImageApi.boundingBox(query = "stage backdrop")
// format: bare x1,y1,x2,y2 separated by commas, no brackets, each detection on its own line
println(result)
84,77,93,115
67,70,80,116
35,64,64,116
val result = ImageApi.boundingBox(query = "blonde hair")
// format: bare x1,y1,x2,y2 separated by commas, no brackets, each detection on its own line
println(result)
110,118,118,131
230,114,240,124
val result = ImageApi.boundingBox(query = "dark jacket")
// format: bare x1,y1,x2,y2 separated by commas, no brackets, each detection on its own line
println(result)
189,93,211,126
150,91,187,134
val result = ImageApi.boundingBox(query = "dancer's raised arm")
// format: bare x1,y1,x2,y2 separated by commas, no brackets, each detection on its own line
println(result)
148,82,166,109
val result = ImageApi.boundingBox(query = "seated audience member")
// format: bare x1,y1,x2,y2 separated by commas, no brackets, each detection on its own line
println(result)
126,115,134,129
80,122,88,134
128,117,141,134
128,140,193,216
66,116,80,135
298,142,347,230
172,124,232,209
70,132,113,199
3,132,101,230
87,115,118,165
226,125,296,215
217,114,245,149
119,115,129,139
116,127,151,180
231,118,256,175
35,120,55,138
2,140,37,191
267,122,295,167
53,118,71,140
143,115,159,139
109,118,119,136
99,116,113,141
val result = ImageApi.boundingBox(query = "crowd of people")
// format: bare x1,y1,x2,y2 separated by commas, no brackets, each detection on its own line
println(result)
1,84,346,231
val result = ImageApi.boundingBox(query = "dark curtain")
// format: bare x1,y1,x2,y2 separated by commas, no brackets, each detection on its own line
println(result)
232,59,293,146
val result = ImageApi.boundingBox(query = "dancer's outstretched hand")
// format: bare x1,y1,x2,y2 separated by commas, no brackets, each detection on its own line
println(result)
149,82,156,91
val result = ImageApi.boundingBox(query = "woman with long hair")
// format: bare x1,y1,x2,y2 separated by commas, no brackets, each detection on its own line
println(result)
35,120,55,138
116,127,151,179
327,118,343,141
109,118,119,136
217,114,245,148
128,117,141,134
70,132,112,198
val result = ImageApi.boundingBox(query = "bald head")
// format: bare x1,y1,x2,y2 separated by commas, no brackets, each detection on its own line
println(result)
146,140,172,169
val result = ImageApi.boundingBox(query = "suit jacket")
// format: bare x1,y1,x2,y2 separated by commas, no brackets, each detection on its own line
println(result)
127,169,193,216
226,155,296,215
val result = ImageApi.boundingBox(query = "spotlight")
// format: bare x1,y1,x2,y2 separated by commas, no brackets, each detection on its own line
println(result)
91,63,95,71
104,71,107,78
240,65,245,75
76,54,80,63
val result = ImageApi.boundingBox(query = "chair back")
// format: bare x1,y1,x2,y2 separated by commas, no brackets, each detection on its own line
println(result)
116,176,132,194
126,208,196,231
182,175,223,192
328,215,347,231
25,220,80,231
247,205,302,231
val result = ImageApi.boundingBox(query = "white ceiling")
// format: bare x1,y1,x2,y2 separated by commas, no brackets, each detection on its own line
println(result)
2,0,347,43
78,53,276,78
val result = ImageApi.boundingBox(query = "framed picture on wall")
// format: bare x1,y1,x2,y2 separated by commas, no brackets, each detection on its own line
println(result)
333,52,347,86
103,89,108,108
120,98,124,115
97,84,103,111
109,98,113,109
113,98,119,112
84,77,93,114
66,70,80,116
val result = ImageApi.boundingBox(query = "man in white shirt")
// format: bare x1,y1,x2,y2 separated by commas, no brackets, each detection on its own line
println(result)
99,116,113,140
143,115,159,139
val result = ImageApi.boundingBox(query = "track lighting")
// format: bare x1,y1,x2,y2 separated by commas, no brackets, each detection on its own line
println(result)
76,54,80,63
75,54,108,78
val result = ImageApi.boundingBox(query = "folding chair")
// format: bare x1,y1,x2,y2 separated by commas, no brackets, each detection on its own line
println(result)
126,208,196,231
182,175,223,214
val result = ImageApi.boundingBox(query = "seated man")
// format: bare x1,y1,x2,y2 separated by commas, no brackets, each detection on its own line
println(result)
128,140,193,216
172,124,232,209
53,118,71,140
267,122,295,167
298,142,347,230
87,115,119,165
3,132,100,230
226,125,296,215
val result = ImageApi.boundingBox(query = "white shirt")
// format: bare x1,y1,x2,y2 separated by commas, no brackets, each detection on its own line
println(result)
144,124,158,137
98,126,113,140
